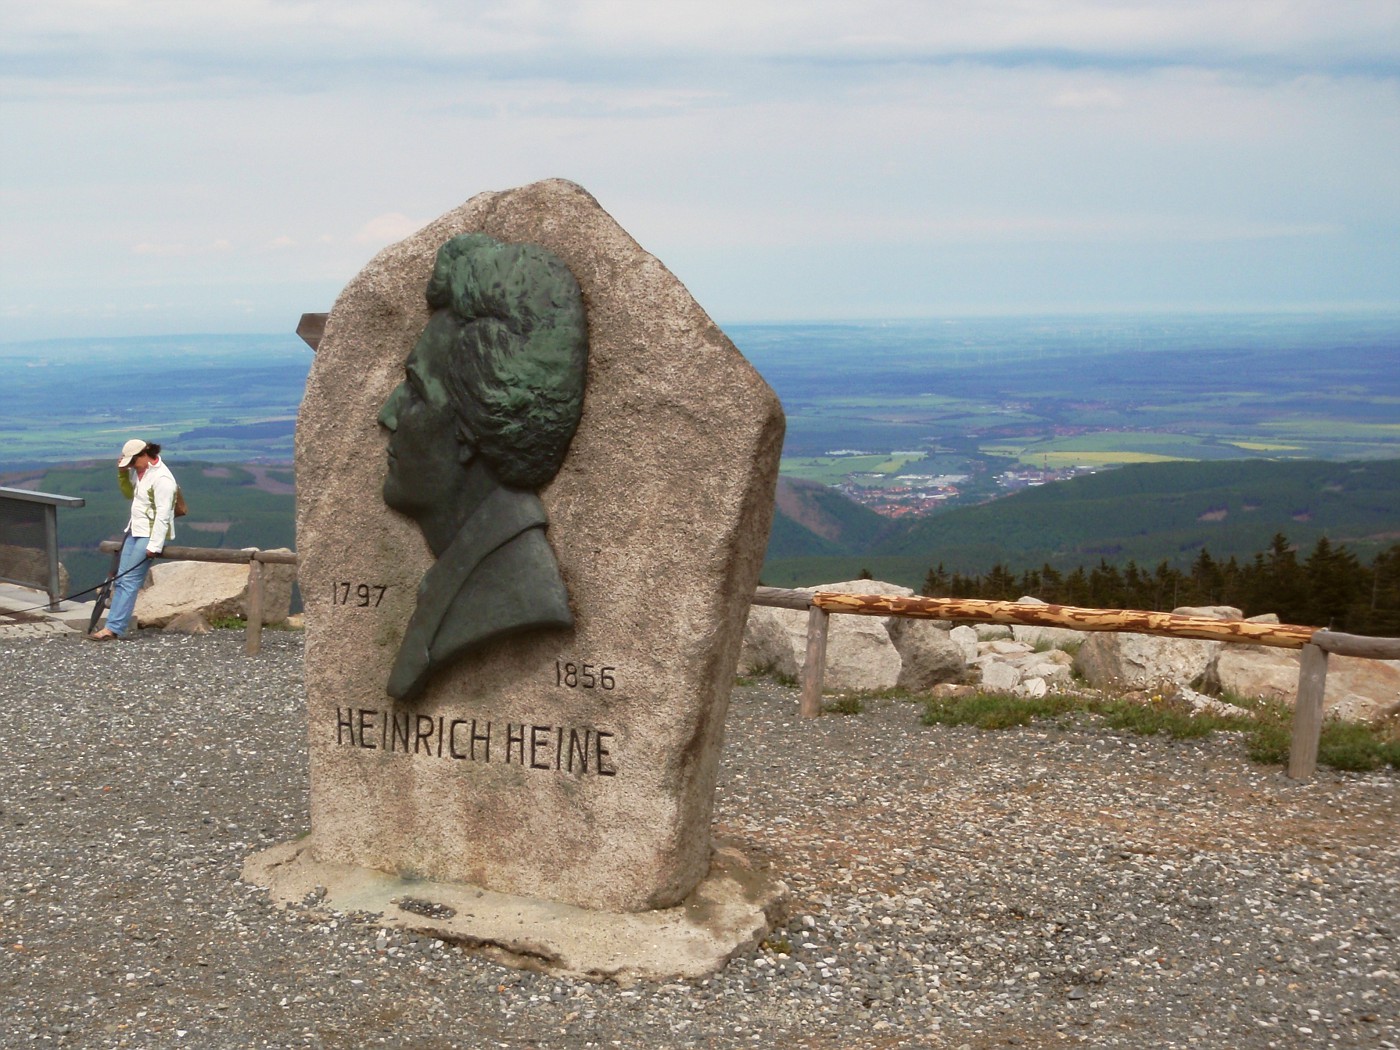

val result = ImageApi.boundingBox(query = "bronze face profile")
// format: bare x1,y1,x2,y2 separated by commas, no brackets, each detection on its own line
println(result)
378,233,589,703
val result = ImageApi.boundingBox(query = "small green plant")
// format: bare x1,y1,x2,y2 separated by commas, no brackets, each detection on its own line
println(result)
760,936,793,954
922,690,1079,730
822,695,864,716
1096,695,1245,740
920,686,1400,774
735,662,798,688
1316,720,1400,772
209,615,246,630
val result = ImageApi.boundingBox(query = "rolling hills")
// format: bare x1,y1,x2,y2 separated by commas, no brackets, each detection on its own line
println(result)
761,458,1400,591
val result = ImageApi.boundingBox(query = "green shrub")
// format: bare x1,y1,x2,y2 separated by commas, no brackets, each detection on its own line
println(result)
922,691,1078,730
1096,696,1246,740
1317,721,1393,772
822,695,864,716
921,688,1399,773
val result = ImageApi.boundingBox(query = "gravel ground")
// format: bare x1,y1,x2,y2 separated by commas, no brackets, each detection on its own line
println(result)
1,629,1396,1049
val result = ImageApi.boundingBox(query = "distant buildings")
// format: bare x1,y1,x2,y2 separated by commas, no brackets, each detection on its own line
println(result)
837,474,967,517
835,462,1099,517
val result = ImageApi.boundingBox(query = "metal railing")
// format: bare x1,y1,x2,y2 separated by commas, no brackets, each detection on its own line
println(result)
0,486,85,610
753,587,1400,782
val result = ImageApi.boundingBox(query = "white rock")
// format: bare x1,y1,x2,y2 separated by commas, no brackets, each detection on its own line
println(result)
980,662,1021,693
984,639,1033,656
949,625,979,663
1173,686,1250,719
1016,677,1049,698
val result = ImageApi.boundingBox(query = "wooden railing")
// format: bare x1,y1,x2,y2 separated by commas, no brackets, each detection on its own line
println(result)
753,587,1400,782
97,541,298,655
88,549,1395,782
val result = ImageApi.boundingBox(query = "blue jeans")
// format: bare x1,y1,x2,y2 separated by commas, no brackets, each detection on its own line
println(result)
104,533,154,637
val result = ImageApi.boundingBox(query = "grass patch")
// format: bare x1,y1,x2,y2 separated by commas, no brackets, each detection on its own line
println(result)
922,689,1400,773
1317,721,1400,772
822,695,865,716
208,615,246,630
736,664,798,688
922,691,1080,730
1095,696,1243,740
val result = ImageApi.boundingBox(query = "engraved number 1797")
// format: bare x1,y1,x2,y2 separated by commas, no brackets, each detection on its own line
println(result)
333,582,387,607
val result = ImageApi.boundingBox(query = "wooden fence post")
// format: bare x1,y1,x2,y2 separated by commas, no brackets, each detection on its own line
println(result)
1288,642,1329,781
799,605,830,719
245,555,265,656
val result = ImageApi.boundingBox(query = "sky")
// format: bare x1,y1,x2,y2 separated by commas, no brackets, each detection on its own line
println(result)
2,0,1398,341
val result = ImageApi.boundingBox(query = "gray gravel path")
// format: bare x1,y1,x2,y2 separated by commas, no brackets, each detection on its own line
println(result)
1,630,1396,1049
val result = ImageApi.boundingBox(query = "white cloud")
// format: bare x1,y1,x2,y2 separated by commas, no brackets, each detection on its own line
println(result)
353,212,428,246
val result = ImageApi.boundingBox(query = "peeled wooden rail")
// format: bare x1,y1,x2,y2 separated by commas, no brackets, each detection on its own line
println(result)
98,541,297,655
752,586,1400,781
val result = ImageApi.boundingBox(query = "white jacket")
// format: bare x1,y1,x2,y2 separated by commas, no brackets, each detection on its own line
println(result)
123,459,177,552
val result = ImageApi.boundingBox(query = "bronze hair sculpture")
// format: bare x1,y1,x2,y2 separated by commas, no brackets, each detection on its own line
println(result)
378,233,588,703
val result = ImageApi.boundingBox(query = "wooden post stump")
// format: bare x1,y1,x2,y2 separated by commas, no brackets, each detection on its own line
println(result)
1288,642,1329,781
799,606,830,719
245,556,265,656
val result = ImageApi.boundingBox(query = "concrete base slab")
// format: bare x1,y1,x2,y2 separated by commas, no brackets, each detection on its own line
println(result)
242,838,787,983
0,583,95,636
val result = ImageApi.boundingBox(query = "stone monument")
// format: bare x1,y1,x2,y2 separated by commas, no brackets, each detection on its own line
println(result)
245,180,787,978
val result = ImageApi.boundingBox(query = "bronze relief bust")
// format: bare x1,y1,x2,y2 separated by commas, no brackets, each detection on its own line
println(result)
378,233,588,703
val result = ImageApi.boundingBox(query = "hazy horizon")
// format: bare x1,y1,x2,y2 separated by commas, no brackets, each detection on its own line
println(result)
4,305,1400,354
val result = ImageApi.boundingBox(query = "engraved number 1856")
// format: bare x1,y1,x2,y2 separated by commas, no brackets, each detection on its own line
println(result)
556,661,616,690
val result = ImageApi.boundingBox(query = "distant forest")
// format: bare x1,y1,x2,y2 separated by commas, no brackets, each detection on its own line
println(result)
924,533,1400,636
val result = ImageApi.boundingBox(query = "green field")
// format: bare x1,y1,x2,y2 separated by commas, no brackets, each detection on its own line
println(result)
779,452,929,486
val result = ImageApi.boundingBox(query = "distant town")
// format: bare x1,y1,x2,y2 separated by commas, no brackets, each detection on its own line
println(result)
824,449,1101,518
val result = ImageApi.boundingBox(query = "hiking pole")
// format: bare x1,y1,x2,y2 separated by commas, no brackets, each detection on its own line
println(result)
86,548,123,634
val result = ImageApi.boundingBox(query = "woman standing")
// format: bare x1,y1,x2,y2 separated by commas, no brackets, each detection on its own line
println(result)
88,438,178,641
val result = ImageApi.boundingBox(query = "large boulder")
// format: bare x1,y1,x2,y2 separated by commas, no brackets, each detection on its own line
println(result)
888,617,966,691
1202,647,1297,703
1073,631,1221,692
1207,646,1400,722
821,614,905,691
738,605,800,680
135,551,295,628
1071,604,1243,692
1326,656,1400,722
